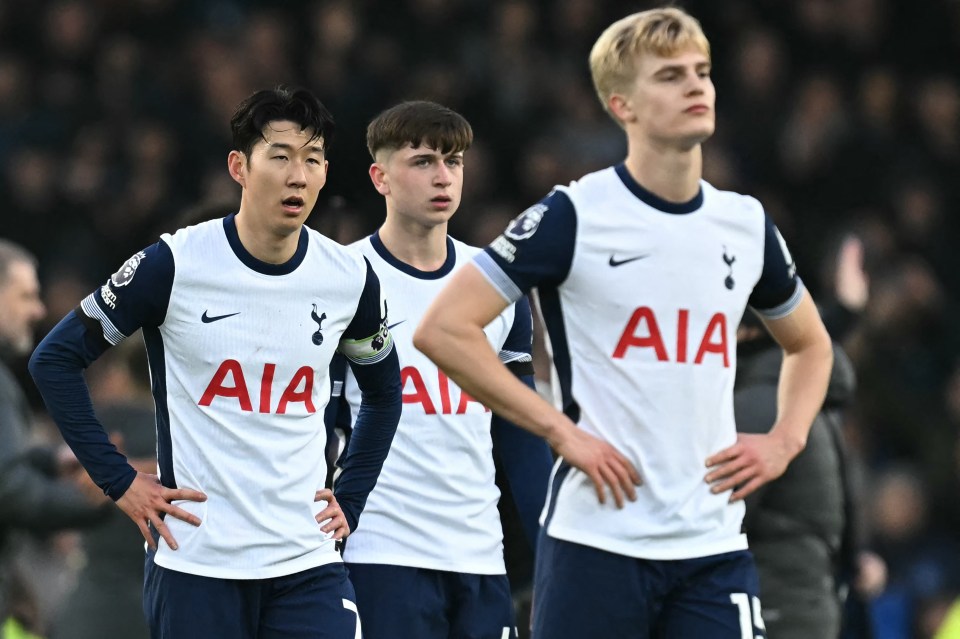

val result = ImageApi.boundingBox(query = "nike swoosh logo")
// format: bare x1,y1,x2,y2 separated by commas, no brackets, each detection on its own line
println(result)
608,254,649,267
387,320,406,330
201,311,240,323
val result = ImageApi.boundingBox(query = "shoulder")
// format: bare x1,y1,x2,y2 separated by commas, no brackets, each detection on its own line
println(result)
306,227,367,270
701,181,765,220
162,217,225,249
565,165,620,192
450,236,482,261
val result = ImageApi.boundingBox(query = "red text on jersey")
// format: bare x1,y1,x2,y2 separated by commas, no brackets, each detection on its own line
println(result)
401,366,490,415
612,307,729,367
199,360,317,413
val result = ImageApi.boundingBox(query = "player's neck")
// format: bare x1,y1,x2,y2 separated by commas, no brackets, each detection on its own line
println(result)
234,212,301,265
378,215,449,271
623,143,702,203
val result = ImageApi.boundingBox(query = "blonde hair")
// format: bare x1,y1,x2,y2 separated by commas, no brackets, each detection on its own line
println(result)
589,7,710,122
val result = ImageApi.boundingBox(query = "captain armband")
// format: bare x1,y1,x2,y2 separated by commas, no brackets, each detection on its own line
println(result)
339,323,394,365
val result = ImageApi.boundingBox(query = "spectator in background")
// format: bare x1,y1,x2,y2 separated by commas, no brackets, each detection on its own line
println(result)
0,239,109,638
735,317,853,638
50,337,155,639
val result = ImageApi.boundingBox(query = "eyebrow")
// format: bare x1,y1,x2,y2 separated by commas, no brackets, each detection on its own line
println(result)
268,142,325,154
409,151,463,161
654,61,711,75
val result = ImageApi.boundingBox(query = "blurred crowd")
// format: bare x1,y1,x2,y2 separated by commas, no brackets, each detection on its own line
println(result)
1,0,960,637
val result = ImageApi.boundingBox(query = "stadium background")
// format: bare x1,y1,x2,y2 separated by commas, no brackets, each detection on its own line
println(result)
2,0,960,637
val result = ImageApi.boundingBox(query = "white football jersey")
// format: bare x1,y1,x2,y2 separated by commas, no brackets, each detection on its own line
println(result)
477,165,803,560
79,215,391,579
336,233,529,574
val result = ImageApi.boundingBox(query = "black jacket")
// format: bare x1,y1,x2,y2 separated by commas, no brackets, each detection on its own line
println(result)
734,340,856,615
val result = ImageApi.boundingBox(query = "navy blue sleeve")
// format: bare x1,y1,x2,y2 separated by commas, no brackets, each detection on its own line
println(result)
499,296,535,373
29,311,137,500
338,259,396,366
748,215,803,316
476,190,577,301
322,353,353,488
80,242,173,345
28,242,174,500
492,384,553,551
333,261,401,531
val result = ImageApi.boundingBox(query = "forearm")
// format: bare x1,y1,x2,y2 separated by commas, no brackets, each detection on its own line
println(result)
334,348,401,531
415,323,572,449
28,312,137,499
772,331,833,456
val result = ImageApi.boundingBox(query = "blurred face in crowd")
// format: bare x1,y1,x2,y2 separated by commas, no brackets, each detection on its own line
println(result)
229,120,328,237
613,46,715,150
0,260,46,356
370,144,464,230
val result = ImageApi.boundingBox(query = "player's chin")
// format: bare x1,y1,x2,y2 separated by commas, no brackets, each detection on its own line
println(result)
677,125,714,149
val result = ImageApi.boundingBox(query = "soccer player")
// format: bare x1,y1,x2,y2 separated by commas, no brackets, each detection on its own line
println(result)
326,101,554,639
414,7,834,639
29,86,402,639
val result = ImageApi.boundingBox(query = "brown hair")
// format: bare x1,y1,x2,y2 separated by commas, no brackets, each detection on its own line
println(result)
366,101,473,160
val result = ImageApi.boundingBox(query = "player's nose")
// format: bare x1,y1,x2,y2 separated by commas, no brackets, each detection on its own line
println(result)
434,164,453,186
287,160,307,187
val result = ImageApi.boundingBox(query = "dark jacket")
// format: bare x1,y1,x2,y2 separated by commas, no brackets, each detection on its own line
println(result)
734,340,856,638
0,358,107,617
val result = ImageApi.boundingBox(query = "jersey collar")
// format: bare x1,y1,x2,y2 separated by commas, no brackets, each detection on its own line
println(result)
370,230,457,280
615,163,703,214
223,213,309,275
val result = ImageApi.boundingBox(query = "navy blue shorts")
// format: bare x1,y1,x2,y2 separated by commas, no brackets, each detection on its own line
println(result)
346,562,518,639
532,532,766,639
144,549,360,639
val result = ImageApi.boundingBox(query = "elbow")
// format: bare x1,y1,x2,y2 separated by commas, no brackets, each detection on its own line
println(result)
27,344,48,386
412,321,439,360
818,324,834,369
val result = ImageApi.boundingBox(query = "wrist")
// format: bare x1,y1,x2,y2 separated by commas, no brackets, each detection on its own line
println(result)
770,424,807,459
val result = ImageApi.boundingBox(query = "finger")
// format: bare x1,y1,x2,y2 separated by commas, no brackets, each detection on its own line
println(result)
625,458,643,486
609,456,639,502
613,451,643,501
315,488,334,502
152,517,179,551
588,469,606,505
599,464,625,509
704,456,749,483
711,466,756,495
164,504,202,527
315,506,339,522
320,515,339,532
730,477,765,502
137,521,156,551
164,488,207,503
705,445,740,468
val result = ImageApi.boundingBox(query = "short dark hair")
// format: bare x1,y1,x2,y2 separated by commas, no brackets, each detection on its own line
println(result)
366,101,473,160
230,85,336,158
0,239,36,288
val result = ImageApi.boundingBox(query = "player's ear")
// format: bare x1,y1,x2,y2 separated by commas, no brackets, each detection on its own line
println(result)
228,150,247,187
369,162,390,196
608,94,635,125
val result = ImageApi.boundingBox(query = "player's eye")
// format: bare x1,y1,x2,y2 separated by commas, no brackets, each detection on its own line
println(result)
273,155,288,161
446,158,463,167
